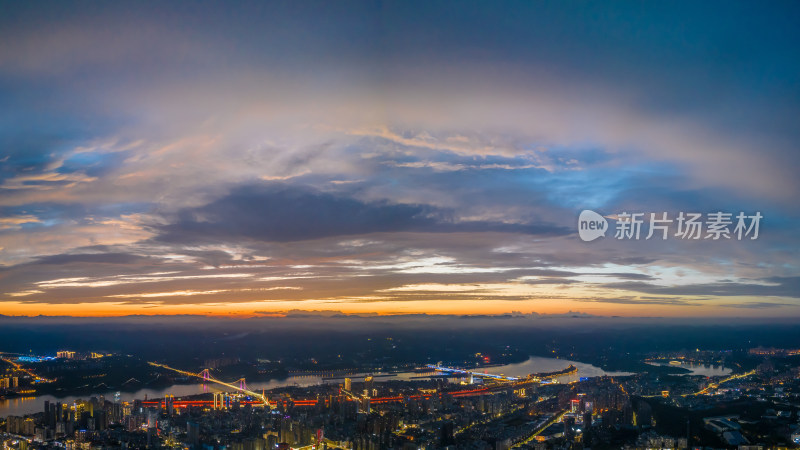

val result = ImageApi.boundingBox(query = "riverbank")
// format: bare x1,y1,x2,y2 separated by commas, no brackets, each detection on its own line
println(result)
0,355,618,417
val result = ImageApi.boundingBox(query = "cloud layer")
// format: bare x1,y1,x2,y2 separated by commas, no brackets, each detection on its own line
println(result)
0,1,798,316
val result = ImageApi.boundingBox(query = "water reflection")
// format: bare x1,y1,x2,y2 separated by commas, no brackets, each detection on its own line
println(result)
0,356,627,417
644,361,732,376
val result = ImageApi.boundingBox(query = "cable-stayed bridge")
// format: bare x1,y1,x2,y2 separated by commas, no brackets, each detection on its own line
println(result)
148,362,271,407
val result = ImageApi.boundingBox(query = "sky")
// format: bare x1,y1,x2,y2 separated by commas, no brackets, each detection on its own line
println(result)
0,1,799,317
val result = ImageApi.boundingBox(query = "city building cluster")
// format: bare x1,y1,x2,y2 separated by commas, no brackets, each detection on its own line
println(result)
2,349,800,449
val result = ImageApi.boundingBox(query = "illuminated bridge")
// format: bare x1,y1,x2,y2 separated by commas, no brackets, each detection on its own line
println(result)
148,362,272,408
427,363,578,384
146,362,574,411
426,364,521,381
142,386,498,410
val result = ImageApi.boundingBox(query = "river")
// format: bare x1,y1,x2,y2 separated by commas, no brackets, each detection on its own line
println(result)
0,356,627,417
644,361,732,376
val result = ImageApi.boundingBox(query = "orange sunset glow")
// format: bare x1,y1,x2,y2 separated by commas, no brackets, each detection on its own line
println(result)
1,2,798,319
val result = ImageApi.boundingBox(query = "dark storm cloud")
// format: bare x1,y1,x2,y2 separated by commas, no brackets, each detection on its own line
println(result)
155,185,434,243
156,184,570,244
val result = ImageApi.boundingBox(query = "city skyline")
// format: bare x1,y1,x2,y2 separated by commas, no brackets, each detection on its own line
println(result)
1,2,799,317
